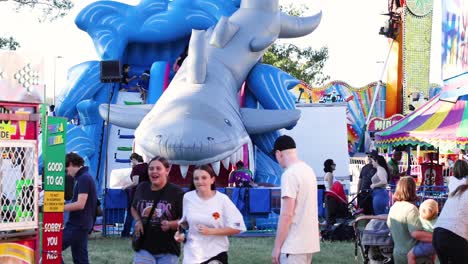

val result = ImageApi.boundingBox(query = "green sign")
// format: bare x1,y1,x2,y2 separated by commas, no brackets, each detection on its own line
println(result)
43,117,67,191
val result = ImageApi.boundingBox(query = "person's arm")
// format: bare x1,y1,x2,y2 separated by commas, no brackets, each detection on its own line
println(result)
64,193,88,211
197,194,246,235
128,75,137,82
406,205,427,241
131,206,141,222
326,173,333,190
123,175,139,189
272,197,296,264
357,166,365,193
161,220,180,231
131,206,145,237
175,194,188,243
357,178,362,194
196,226,241,236
411,230,432,243
162,188,185,231
173,57,182,72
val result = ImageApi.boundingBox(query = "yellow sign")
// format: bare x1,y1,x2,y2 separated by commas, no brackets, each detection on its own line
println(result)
44,192,64,212
0,121,16,139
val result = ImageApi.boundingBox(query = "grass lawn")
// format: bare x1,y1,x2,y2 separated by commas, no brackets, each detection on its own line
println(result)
63,236,355,264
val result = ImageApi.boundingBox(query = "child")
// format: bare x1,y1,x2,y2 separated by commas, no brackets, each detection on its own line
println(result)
120,64,137,91
136,70,150,102
407,199,438,264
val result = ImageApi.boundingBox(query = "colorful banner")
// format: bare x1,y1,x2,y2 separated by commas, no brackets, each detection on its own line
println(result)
442,0,468,79
0,239,35,264
368,114,405,132
375,94,468,153
42,213,64,264
0,104,40,140
42,116,67,264
43,117,66,192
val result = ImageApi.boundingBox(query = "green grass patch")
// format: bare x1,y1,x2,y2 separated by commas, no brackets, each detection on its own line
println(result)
63,236,355,264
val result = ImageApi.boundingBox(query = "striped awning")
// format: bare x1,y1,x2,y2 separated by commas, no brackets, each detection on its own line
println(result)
375,90,468,153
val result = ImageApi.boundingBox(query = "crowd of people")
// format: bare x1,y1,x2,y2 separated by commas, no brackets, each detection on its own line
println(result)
59,139,467,264
387,159,467,264
61,135,321,264
320,150,467,264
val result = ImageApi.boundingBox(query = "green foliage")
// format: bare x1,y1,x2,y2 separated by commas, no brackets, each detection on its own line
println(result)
1,0,73,49
8,0,74,21
263,44,330,86
280,3,309,16
0,36,20,50
263,4,330,86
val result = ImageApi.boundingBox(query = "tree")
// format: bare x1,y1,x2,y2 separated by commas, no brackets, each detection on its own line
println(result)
262,4,330,86
5,0,73,21
0,37,20,50
263,44,330,86
0,0,73,49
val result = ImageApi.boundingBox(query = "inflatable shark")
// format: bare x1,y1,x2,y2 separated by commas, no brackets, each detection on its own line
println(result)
100,0,321,176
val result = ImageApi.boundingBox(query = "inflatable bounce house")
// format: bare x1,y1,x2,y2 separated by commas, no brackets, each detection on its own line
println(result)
52,0,324,191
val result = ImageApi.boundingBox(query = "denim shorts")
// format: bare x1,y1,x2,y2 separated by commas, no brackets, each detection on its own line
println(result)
133,250,178,264
414,241,435,257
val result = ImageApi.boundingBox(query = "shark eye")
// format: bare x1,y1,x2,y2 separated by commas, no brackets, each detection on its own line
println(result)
224,119,232,126
207,137,214,141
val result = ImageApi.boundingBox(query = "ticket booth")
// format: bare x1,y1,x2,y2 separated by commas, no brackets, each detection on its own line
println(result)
0,101,41,264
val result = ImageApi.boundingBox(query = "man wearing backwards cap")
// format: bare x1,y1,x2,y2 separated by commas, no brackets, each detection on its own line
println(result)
271,135,320,264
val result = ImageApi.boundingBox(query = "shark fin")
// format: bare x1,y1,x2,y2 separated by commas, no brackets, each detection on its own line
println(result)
249,35,276,52
240,108,301,135
98,104,153,129
246,63,299,110
279,11,322,38
209,16,239,48
187,29,207,84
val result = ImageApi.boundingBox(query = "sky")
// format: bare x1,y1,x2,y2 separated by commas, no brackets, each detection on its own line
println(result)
0,0,443,102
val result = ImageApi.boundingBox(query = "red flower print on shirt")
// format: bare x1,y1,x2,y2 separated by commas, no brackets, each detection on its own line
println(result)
212,212,220,220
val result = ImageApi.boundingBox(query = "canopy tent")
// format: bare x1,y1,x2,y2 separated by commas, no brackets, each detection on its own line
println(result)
375,87,468,153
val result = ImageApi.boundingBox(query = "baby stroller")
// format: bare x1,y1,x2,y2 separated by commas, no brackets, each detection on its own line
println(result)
354,215,394,264
321,181,361,241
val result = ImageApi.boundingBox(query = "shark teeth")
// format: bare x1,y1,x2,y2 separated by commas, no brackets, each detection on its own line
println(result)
174,145,253,178
211,161,221,176
179,165,189,179
221,157,230,170
229,151,237,165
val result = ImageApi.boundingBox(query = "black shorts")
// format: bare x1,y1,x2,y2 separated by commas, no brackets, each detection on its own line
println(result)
201,252,228,264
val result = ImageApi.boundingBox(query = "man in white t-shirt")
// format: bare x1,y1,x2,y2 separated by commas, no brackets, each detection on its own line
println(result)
271,135,320,264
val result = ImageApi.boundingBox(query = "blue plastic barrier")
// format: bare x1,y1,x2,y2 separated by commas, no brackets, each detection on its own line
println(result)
317,189,325,218
105,189,128,209
249,188,271,214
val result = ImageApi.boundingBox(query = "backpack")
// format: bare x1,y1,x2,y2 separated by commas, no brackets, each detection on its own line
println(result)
321,222,355,241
